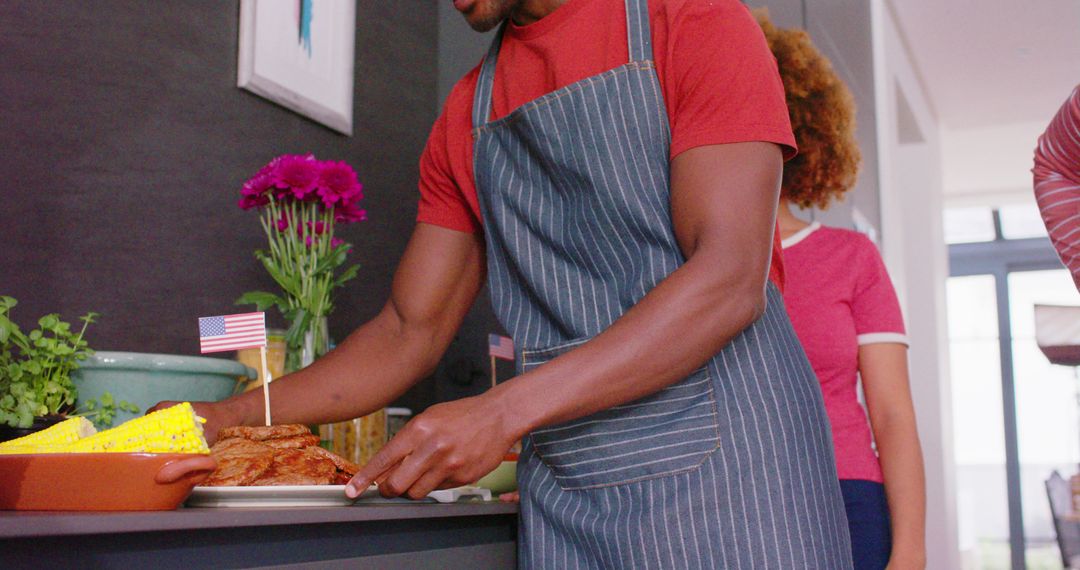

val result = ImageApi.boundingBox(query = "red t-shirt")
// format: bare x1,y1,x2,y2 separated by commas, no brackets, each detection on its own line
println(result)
417,0,797,287
782,223,909,482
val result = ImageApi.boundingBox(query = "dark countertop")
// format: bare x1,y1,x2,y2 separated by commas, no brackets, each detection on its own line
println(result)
0,500,518,538
2,499,519,568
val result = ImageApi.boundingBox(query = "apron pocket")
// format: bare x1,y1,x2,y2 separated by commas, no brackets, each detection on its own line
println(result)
522,338,721,490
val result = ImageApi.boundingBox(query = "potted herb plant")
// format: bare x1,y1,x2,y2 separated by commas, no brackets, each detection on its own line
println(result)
0,296,133,440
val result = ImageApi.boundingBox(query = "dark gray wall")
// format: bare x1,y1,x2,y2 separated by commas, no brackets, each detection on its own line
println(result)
0,1,442,409
437,2,495,107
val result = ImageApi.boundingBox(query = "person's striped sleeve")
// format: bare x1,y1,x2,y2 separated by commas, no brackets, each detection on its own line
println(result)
1033,85,1080,290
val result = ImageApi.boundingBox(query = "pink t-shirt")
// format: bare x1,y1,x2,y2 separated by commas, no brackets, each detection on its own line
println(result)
781,222,907,483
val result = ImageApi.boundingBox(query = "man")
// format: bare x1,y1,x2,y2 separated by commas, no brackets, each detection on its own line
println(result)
171,0,852,566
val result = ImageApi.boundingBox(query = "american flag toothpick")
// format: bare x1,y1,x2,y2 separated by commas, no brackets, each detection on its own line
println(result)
199,312,273,426
488,334,514,389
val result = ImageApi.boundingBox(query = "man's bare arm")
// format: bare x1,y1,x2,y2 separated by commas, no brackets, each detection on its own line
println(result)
153,223,486,441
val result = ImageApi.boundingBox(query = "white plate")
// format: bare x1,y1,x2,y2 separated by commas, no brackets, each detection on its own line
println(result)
184,484,492,508
185,485,377,508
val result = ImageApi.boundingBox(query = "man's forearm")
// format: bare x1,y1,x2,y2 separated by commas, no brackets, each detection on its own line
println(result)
489,142,781,439
219,223,487,428
491,249,768,439
224,308,446,427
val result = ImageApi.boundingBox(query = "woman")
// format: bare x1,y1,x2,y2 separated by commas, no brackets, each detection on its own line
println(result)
756,11,927,569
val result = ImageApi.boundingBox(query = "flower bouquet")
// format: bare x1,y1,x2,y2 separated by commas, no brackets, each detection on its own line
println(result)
237,154,365,372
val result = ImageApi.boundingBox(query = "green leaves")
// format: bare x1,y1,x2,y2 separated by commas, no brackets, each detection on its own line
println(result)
284,307,312,348
236,291,288,313
76,391,140,428
0,297,98,428
333,264,360,289
237,199,358,359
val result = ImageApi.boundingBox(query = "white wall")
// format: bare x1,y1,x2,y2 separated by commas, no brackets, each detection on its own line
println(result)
872,1,961,568
941,120,1047,208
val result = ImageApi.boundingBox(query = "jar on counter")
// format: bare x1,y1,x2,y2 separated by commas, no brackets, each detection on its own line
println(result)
236,329,286,393
386,407,412,440
319,409,387,468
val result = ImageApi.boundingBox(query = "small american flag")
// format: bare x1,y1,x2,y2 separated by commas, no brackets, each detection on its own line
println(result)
198,312,266,353
488,334,514,361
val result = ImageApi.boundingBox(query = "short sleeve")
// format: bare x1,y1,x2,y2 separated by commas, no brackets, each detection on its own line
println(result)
416,105,481,234
850,235,907,346
662,0,796,161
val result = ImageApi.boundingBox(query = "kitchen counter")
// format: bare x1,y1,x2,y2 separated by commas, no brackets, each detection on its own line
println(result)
1,500,518,569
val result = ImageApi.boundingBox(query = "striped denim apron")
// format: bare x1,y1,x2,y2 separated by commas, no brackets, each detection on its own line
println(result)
471,1,852,567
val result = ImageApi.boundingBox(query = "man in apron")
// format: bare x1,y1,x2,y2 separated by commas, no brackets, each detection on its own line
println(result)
179,0,853,566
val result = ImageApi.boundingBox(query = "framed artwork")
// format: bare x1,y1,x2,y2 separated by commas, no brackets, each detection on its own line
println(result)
238,0,356,135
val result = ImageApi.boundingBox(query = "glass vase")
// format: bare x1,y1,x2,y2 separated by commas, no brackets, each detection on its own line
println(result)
284,315,330,374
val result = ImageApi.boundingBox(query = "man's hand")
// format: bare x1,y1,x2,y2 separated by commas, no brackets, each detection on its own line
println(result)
345,393,520,499
146,400,236,445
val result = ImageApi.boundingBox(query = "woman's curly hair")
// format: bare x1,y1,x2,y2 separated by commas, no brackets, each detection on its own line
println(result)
754,9,861,210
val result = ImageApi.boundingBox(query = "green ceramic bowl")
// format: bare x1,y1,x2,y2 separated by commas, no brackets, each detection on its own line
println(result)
73,352,257,427
475,460,518,494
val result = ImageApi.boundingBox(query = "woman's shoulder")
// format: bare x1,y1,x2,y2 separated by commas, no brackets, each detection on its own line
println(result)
816,225,877,249
802,225,882,267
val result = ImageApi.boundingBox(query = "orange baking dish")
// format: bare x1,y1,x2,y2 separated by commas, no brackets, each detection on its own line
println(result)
0,452,215,511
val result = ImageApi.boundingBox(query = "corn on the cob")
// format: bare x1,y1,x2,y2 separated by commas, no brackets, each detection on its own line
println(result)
64,403,210,454
0,403,210,455
0,416,96,449
0,445,65,455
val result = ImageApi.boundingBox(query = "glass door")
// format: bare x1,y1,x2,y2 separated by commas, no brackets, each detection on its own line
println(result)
947,205,1079,569
1009,269,1080,568
948,274,1011,568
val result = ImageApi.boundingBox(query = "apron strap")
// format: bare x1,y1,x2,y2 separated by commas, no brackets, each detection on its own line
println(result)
626,0,653,63
472,0,653,130
473,22,506,130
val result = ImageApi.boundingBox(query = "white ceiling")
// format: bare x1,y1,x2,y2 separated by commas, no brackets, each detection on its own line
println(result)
889,0,1080,129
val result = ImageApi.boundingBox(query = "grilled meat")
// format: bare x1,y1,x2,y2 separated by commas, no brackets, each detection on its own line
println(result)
200,424,357,487
202,438,274,486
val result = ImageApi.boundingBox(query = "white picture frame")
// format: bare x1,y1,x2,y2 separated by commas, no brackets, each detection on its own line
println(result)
238,0,356,135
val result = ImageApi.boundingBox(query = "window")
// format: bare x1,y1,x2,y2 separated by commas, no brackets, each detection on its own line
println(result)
999,204,1050,241
945,207,997,244
949,230,1078,570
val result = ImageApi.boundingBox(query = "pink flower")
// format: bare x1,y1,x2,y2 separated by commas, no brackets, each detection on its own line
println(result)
272,154,321,200
315,161,363,207
276,215,289,232
305,220,327,235
335,201,367,224
238,193,269,210
238,172,274,210
331,237,348,249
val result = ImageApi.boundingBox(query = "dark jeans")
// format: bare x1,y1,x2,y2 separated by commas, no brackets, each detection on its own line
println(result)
840,479,893,570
